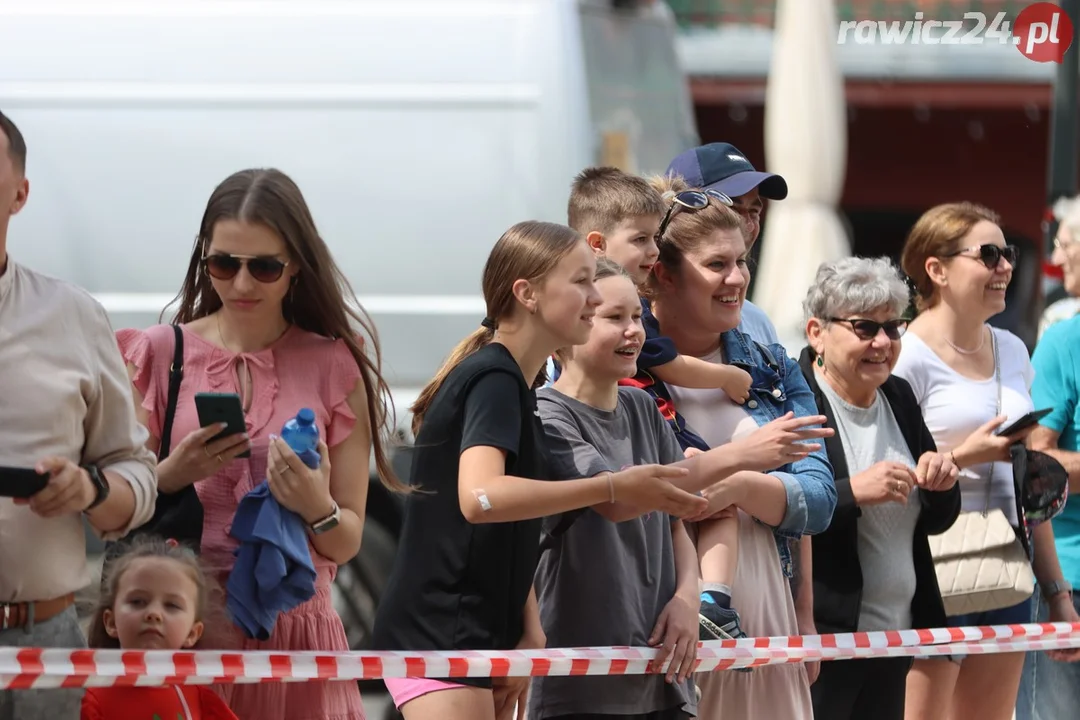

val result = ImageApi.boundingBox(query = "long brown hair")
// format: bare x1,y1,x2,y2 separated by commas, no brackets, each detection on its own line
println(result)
410,220,582,435
165,168,407,493
87,536,221,650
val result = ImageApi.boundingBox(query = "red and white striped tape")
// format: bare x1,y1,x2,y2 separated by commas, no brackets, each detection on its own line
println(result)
3,622,1079,690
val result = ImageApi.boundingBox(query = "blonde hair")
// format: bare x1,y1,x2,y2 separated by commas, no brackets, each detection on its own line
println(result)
88,536,222,650
900,202,1001,310
410,221,582,435
567,167,666,234
644,174,747,297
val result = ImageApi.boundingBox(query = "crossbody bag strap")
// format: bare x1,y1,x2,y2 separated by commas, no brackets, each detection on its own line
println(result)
158,324,185,462
985,327,1001,516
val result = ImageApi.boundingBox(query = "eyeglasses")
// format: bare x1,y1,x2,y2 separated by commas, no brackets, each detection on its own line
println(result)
202,253,290,283
656,189,734,240
944,244,1019,270
828,317,908,341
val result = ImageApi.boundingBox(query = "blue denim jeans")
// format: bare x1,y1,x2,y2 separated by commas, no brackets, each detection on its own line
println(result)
1016,587,1080,720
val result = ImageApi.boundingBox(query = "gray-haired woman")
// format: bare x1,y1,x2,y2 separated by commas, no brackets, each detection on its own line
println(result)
797,257,961,720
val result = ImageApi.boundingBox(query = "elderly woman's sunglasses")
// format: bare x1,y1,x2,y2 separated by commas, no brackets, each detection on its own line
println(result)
202,253,290,283
944,243,1019,270
656,189,734,239
828,317,908,341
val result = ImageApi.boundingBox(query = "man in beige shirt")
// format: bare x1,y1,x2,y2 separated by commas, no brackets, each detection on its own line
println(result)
0,111,158,719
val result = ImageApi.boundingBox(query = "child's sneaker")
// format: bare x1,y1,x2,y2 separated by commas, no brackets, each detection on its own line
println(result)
699,602,752,673
698,602,747,640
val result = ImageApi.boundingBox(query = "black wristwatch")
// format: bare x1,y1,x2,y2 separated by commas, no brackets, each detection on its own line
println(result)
82,464,110,510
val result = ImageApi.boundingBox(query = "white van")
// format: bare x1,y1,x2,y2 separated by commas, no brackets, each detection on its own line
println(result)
0,0,697,434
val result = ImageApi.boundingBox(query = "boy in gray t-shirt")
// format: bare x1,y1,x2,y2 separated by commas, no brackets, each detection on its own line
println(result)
531,385,697,720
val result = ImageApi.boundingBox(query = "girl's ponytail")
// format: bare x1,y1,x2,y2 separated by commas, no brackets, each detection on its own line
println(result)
408,220,582,437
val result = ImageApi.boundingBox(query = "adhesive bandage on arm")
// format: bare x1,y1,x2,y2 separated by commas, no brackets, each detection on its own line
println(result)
473,488,493,512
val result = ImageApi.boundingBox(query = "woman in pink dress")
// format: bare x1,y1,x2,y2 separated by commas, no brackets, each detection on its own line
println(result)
117,168,406,720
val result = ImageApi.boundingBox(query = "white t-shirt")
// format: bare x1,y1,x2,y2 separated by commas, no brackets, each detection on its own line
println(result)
891,327,1033,525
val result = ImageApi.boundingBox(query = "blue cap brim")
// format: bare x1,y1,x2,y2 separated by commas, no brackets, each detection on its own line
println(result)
706,171,788,201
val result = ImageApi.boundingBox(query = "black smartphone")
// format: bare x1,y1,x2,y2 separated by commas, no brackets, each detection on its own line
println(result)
0,466,49,498
996,408,1053,437
194,392,251,458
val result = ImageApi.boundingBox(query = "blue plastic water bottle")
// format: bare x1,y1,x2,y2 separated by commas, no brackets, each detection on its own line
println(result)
281,408,320,470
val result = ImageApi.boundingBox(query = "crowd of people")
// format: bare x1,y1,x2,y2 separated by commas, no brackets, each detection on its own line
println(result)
1,100,1079,720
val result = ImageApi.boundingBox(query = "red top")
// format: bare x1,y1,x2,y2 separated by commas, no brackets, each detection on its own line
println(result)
81,686,238,720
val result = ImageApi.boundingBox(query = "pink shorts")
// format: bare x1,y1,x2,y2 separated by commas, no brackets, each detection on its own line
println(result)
384,677,471,710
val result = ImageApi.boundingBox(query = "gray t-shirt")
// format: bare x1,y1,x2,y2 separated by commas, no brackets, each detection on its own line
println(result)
819,379,922,632
530,386,696,719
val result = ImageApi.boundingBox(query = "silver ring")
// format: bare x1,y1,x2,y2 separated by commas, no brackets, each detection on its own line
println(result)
216,454,224,464
204,445,212,458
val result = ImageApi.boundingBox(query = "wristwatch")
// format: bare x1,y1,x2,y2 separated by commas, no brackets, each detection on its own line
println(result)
309,502,341,535
81,464,110,510
1042,579,1073,600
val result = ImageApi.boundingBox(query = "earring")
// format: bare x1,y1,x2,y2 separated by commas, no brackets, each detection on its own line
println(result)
816,354,824,367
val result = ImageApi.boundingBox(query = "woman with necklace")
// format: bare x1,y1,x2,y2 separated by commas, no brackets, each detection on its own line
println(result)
116,168,406,720
892,202,1079,720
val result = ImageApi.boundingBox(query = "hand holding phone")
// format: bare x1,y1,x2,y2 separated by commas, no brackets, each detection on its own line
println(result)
0,466,49,498
995,408,1053,437
194,393,251,459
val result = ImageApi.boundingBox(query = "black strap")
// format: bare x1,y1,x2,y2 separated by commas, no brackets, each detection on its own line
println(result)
158,324,184,461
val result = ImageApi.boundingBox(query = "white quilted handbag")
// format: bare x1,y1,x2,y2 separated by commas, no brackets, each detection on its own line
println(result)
929,331,1034,616
928,508,1034,616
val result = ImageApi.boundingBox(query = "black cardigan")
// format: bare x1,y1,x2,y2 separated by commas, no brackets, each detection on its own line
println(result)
797,347,961,635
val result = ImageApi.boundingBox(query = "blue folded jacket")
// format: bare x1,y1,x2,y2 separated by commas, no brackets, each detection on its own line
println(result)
227,481,317,640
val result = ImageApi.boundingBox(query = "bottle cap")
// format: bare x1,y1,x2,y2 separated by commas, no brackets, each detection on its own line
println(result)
296,408,316,425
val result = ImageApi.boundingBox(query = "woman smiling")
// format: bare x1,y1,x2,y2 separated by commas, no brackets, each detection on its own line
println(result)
797,257,960,720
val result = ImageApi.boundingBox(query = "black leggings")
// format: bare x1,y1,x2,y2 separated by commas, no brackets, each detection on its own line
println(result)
811,656,913,720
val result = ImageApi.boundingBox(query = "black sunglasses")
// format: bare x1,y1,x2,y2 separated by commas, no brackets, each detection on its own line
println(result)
944,243,1019,270
656,189,734,240
828,317,908,341
202,253,290,283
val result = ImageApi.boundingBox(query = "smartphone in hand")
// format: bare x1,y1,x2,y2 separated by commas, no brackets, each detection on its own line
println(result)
194,392,251,458
995,408,1053,437
0,466,49,498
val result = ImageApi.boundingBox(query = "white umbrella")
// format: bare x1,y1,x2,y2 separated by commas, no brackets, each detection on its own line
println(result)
752,0,850,355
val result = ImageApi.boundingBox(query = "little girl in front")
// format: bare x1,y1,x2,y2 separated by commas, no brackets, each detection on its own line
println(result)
82,536,238,720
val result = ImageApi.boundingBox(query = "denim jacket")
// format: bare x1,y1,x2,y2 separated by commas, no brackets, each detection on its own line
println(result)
623,327,837,578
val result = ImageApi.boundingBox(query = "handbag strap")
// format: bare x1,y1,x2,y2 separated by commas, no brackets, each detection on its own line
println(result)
985,327,1001,515
158,324,185,462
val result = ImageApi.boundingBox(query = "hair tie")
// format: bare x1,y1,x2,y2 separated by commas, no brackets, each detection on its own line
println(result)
164,538,179,548
481,317,496,330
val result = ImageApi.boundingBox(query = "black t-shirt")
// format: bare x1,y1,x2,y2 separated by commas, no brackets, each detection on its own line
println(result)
370,343,548,688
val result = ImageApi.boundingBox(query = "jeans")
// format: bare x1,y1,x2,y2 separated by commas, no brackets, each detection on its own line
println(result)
1016,588,1080,720
0,606,85,720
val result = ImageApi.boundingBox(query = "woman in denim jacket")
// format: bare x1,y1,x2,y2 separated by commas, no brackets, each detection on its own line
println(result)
622,175,836,719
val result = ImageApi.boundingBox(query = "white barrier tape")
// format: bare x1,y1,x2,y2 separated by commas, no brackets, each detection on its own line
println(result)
2,622,1078,689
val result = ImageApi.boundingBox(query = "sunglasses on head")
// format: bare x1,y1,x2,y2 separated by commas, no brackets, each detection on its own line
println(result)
202,253,290,283
656,189,734,240
828,317,908,341
944,243,1019,270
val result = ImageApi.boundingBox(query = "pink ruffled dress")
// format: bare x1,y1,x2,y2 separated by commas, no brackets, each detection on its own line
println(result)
117,323,366,720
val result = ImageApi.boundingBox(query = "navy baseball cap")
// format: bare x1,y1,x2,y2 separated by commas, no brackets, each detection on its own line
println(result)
666,142,788,200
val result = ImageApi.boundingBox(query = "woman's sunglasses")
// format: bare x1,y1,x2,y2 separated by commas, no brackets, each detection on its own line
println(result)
656,189,734,240
828,317,908,341
202,253,290,283
944,243,1019,270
